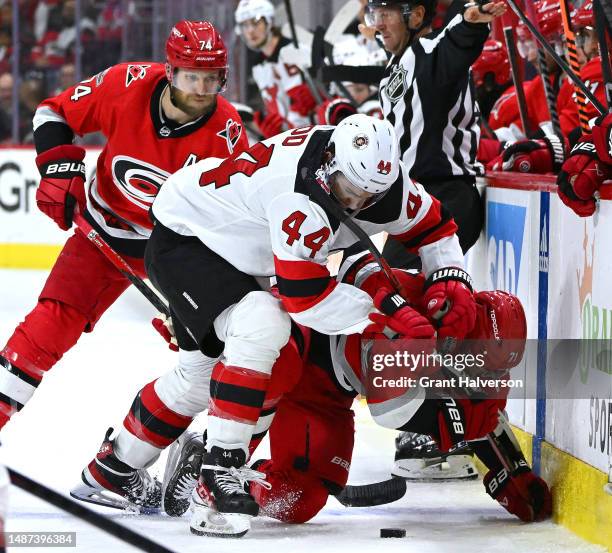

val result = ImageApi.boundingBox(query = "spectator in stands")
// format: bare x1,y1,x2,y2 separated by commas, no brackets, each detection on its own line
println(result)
31,0,96,70
0,71,12,142
0,26,11,75
18,71,45,143
53,62,76,95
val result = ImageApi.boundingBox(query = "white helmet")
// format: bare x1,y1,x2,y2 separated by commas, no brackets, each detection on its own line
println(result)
332,34,388,68
235,0,275,33
326,114,400,195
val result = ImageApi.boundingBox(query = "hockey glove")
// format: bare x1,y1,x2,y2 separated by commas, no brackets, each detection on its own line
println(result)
436,398,501,451
253,111,285,139
35,144,86,231
483,461,552,522
286,84,317,117
487,135,566,174
557,138,610,217
366,288,435,340
592,112,612,165
152,313,178,352
423,268,476,341
316,98,357,126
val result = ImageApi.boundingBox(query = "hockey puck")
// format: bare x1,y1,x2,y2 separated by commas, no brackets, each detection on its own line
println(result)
380,528,406,538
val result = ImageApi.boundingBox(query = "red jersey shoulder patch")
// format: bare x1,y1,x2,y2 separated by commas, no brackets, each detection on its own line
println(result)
217,118,243,154
126,64,152,87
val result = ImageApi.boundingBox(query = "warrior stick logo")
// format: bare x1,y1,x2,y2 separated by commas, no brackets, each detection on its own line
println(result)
111,156,170,210
217,119,243,154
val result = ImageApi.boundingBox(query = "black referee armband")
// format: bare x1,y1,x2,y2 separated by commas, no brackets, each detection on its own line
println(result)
424,267,473,291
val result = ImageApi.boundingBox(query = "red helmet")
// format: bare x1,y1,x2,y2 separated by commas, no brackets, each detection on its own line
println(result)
573,1,593,29
464,291,527,371
472,40,510,87
517,0,563,42
166,20,228,72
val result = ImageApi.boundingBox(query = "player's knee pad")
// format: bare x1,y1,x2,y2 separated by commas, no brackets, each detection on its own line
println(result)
251,461,329,523
154,349,216,417
216,291,291,374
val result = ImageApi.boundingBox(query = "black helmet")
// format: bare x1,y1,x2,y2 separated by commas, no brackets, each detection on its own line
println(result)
366,0,438,26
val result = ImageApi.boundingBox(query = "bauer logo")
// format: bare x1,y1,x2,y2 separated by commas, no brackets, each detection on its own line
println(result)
487,202,526,294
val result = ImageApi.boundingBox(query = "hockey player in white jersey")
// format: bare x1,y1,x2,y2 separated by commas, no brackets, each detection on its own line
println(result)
144,114,476,537
235,0,317,138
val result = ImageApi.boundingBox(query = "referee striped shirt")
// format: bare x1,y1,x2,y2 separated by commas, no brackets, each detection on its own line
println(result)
379,12,489,182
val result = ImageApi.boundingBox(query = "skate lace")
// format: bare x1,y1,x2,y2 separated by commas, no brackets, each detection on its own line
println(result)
201,465,272,495
174,472,198,500
125,470,157,503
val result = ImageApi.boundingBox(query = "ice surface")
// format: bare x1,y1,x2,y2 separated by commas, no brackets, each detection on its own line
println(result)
0,269,605,553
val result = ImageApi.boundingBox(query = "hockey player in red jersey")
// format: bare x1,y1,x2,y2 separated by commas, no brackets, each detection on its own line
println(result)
0,19,248,506
557,112,612,216
159,253,551,525
234,0,317,138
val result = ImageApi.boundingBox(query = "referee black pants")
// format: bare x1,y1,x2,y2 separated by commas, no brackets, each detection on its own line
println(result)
381,177,484,271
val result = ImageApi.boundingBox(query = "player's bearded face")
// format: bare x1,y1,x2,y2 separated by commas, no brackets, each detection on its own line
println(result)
170,68,224,116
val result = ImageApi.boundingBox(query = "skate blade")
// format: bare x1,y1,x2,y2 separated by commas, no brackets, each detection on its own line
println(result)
69,483,160,514
391,455,478,481
189,503,251,538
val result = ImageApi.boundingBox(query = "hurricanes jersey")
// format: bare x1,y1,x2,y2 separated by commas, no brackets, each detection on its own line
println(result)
33,62,249,257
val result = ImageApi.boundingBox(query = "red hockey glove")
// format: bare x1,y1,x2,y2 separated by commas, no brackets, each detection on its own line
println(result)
592,112,612,165
253,111,285,139
483,461,552,522
366,288,435,340
436,398,501,451
35,144,86,231
316,98,357,126
151,313,178,352
286,83,317,117
423,268,476,341
487,135,566,174
557,138,610,217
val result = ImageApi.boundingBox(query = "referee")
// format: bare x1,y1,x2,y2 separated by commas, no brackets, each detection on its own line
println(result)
363,0,506,268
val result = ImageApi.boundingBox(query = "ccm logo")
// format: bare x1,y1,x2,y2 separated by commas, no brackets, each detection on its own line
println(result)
47,162,85,174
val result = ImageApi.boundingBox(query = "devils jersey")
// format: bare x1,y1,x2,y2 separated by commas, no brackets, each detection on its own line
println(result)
252,36,311,129
153,125,463,336
33,62,249,257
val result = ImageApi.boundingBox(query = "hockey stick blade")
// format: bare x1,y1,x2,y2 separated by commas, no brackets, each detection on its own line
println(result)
324,0,361,45
335,477,407,507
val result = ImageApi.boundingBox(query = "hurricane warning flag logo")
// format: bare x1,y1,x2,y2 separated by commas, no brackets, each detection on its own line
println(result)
217,119,243,154
125,64,151,87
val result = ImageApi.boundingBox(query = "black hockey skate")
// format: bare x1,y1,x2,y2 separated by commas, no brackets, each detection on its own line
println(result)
70,428,162,513
189,446,269,538
392,431,477,480
162,430,205,517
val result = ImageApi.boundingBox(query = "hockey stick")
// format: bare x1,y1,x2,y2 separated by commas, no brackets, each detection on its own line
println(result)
335,477,407,507
283,0,325,104
8,467,175,553
525,0,563,138
502,25,534,137
73,213,170,318
559,0,592,132
593,0,612,109
506,0,607,115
